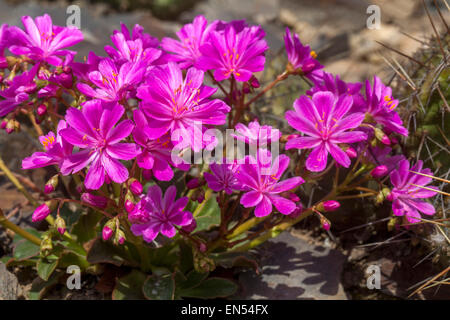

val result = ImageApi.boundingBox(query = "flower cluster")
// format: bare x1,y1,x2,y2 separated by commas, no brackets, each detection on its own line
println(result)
0,13,437,251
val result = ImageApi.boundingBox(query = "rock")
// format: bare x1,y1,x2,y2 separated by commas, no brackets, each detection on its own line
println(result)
237,231,348,299
349,247,368,262
0,262,19,300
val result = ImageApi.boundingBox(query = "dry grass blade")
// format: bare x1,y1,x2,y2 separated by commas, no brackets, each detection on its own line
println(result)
376,40,429,68
422,0,447,60
409,170,450,184
408,266,450,298
411,183,450,196
433,0,450,33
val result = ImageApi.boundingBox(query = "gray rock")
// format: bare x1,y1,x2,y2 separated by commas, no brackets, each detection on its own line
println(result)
0,262,19,300
238,231,348,299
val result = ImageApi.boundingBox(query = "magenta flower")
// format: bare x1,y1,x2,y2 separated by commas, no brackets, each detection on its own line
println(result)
115,22,159,49
362,76,408,136
388,160,438,223
22,120,73,174
196,23,268,82
137,62,230,151
284,28,323,79
232,119,281,147
235,151,304,217
364,146,406,172
285,91,367,172
77,58,146,104
307,72,364,109
204,161,240,194
132,109,187,181
7,14,83,66
0,63,39,117
60,101,140,190
130,185,194,242
0,24,8,68
161,15,217,69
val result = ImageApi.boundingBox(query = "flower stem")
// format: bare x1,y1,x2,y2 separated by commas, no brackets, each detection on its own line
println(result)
0,155,39,207
0,208,41,246
244,71,289,108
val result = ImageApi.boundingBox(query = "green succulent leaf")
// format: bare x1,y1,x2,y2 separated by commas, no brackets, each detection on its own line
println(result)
178,277,238,299
142,274,175,300
112,269,147,300
37,257,59,281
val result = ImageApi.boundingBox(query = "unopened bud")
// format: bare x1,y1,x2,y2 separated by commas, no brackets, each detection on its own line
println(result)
320,216,331,231
376,191,385,204
124,199,135,213
115,229,126,245
36,104,47,116
5,120,15,134
81,193,108,209
370,165,388,179
102,226,113,241
182,219,197,233
40,236,53,254
345,147,357,158
55,216,66,235
44,175,58,194
191,189,205,203
0,119,7,129
32,201,55,222
129,179,143,195
250,75,260,88
374,128,390,145
287,192,300,202
322,200,340,212
186,178,204,189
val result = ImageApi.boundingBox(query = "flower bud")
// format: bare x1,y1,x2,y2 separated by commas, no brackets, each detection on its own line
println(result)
129,179,143,195
115,229,126,245
182,219,197,233
322,200,340,212
55,216,66,235
0,119,7,129
40,236,53,254
287,192,300,202
102,226,113,241
375,191,385,204
374,128,390,145
345,147,357,159
320,216,331,231
191,188,205,203
250,76,260,88
370,165,388,179
44,175,58,194
32,201,54,222
186,178,204,189
5,120,15,134
81,193,108,209
36,104,47,116
125,199,135,213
